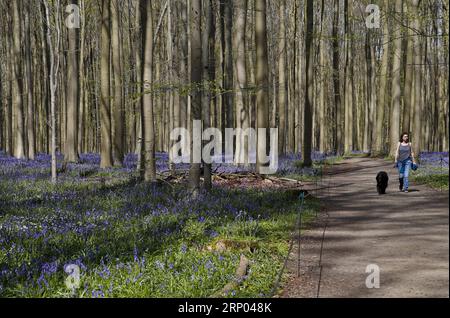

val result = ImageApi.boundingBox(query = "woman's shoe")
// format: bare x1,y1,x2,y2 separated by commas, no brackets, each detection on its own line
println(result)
404,189,409,193
399,178,404,191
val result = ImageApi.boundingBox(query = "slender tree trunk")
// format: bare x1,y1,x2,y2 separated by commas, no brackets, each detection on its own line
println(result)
65,0,80,163
100,0,113,168
411,0,422,156
233,0,249,165
223,0,233,132
12,0,25,159
111,0,124,166
44,0,61,183
343,0,353,154
143,0,156,182
202,0,213,190
332,0,342,155
189,0,202,193
374,0,390,156
302,0,313,166
389,0,403,156
5,26,12,156
278,0,287,155
25,1,35,160
403,1,414,133
255,0,270,173
318,0,326,153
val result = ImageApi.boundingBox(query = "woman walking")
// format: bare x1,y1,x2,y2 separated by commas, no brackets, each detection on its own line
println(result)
394,132,417,193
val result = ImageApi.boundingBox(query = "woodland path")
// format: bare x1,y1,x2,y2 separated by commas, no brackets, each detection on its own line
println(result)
281,157,449,298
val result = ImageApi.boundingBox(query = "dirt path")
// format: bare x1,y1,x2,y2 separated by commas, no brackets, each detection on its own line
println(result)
281,157,449,298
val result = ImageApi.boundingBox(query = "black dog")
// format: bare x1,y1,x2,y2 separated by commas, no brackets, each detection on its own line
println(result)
376,171,389,194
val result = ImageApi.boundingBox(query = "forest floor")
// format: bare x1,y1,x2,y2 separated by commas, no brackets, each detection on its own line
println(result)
0,152,325,297
280,157,449,298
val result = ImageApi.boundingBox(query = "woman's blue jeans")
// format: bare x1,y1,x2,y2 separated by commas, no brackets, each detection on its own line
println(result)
397,157,412,190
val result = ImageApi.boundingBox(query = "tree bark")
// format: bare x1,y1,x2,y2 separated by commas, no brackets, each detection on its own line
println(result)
25,1,36,160
12,0,26,159
233,0,249,165
111,0,124,166
100,0,113,168
143,0,156,182
389,0,403,156
255,0,270,173
65,0,80,163
278,0,287,155
302,0,313,166
189,0,202,194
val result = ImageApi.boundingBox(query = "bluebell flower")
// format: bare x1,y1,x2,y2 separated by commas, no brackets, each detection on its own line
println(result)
155,260,165,270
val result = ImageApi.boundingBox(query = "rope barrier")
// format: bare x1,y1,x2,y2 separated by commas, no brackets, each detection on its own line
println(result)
269,159,331,298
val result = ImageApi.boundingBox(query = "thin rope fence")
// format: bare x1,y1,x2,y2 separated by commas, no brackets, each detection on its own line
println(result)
269,158,333,298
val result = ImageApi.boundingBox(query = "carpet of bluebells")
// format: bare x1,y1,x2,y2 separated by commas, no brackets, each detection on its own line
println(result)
410,152,449,190
0,150,322,298
0,150,445,298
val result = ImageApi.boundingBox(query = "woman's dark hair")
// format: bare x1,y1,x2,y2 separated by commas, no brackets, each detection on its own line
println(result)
399,132,410,142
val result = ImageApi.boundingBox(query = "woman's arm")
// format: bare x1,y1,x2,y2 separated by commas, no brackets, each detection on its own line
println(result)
410,143,416,164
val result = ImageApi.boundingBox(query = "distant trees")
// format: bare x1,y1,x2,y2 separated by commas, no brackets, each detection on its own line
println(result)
0,0,448,182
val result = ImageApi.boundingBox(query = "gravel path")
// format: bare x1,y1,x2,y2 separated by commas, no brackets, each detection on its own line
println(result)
281,157,449,298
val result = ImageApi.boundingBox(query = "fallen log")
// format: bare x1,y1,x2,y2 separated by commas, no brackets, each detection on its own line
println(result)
210,254,250,298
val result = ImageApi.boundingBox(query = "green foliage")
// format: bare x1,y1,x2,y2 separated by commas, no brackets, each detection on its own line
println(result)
0,170,320,298
410,173,449,191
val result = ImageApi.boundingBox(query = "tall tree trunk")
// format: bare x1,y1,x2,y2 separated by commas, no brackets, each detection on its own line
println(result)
100,0,113,168
233,0,249,165
78,0,86,155
374,0,390,156
143,0,156,182
343,0,353,154
167,0,176,173
65,0,80,163
278,0,287,155
25,1,35,160
403,1,414,133
44,0,61,183
318,0,326,153
332,0,342,155
255,0,270,173
189,0,202,193
135,0,145,175
5,22,13,156
302,0,313,166
389,0,403,156
222,0,233,132
411,0,422,156
12,0,26,159
202,0,214,190
111,0,124,166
